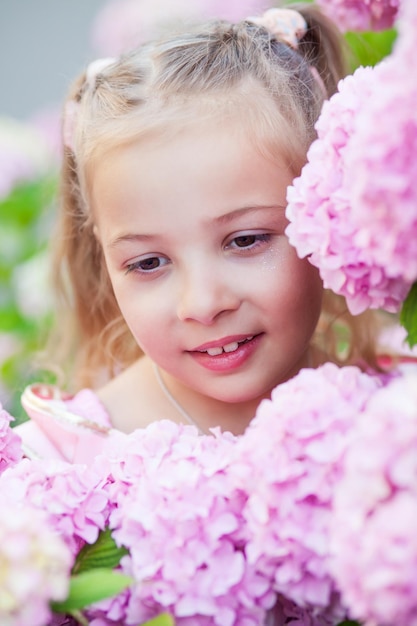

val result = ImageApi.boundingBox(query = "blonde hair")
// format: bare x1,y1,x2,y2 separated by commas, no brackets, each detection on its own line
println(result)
48,3,379,389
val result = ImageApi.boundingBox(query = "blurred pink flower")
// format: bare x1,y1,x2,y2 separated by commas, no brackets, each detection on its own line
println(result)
378,323,417,360
30,106,63,162
394,0,417,56
0,493,72,626
330,365,417,626
286,62,414,314
91,0,270,56
0,117,56,200
0,403,22,474
316,0,400,32
232,363,381,618
198,0,270,21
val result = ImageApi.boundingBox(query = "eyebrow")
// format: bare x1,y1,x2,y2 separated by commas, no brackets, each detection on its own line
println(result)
109,233,154,248
109,204,286,248
213,204,286,225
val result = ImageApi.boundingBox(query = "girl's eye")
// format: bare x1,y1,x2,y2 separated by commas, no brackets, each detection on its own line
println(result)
234,234,257,248
228,233,271,250
125,256,168,274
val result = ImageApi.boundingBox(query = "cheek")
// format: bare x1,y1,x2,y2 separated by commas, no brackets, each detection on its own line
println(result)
292,260,324,325
108,278,167,350
264,250,323,322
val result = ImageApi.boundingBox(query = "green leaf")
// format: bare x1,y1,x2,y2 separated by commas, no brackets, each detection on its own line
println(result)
0,176,57,226
51,568,133,613
72,528,129,575
142,614,175,626
400,282,417,348
336,621,362,626
345,29,397,70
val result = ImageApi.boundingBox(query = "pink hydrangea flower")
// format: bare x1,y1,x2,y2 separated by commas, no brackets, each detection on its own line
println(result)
286,63,413,314
96,420,277,625
345,45,417,287
330,365,417,626
0,403,22,474
91,0,269,55
0,495,72,626
346,0,417,284
316,0,400,32
2,457,111,556
231,363,381,619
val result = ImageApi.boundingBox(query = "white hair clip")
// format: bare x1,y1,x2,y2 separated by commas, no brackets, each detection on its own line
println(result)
247,8,307,49
85,57,116,89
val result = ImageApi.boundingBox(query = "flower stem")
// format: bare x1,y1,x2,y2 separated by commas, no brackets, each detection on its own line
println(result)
69,610,89,626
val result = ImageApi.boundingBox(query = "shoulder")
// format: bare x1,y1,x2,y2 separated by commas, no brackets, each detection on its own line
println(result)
16,383,113,463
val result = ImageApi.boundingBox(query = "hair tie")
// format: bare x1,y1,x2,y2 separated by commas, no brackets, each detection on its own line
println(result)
63,57,116,153
310,65,327,98
247,8,307,49
247,9,327,97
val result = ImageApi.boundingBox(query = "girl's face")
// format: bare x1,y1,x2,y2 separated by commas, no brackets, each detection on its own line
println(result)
92,121,323,407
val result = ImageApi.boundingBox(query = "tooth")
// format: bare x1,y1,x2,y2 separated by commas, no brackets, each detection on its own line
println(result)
223,341,239,353
207,346,223,356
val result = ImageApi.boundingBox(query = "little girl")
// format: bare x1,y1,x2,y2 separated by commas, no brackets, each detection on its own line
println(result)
18,3,379,461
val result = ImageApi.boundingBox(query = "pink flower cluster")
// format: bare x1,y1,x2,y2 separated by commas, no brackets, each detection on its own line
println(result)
91,0,270,55
0,487,73,626
0,419,113,626
286,0,417,314
1,362,417,625
0,403,22,474
330,365,417,626
100,422,276,626
316,0,400,32
0,405,74,626
231,364,381,620
2,457,111,557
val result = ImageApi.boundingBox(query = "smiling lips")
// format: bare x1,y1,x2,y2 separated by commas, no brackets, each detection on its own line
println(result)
189,334,262,372
198,336,254,356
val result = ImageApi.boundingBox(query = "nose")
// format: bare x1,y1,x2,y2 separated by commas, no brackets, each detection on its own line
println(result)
176,264,240,324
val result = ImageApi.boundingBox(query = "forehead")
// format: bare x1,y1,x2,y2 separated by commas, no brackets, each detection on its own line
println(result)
85,82,304,186
92,117,288,189
90,119,293,238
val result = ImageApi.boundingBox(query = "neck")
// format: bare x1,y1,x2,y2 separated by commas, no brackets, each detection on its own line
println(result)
155,365,266,436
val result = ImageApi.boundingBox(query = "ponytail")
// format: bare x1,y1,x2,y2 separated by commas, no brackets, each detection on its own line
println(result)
46,75,140,390
296,2,348,96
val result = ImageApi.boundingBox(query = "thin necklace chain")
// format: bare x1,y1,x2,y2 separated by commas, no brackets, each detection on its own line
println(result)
153,364,206,435
154,351,314,438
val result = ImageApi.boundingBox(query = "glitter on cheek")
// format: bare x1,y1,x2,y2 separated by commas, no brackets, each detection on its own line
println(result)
260,241,288,272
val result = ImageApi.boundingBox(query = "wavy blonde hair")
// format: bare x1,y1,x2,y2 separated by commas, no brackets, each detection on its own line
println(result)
46,3,380,390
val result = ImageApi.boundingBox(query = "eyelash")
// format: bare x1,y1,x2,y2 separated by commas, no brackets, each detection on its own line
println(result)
226,233,271,251
125,233,272,275
125,256,169,275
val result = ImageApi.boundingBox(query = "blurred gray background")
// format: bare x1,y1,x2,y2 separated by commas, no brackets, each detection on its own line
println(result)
0,0,105,120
